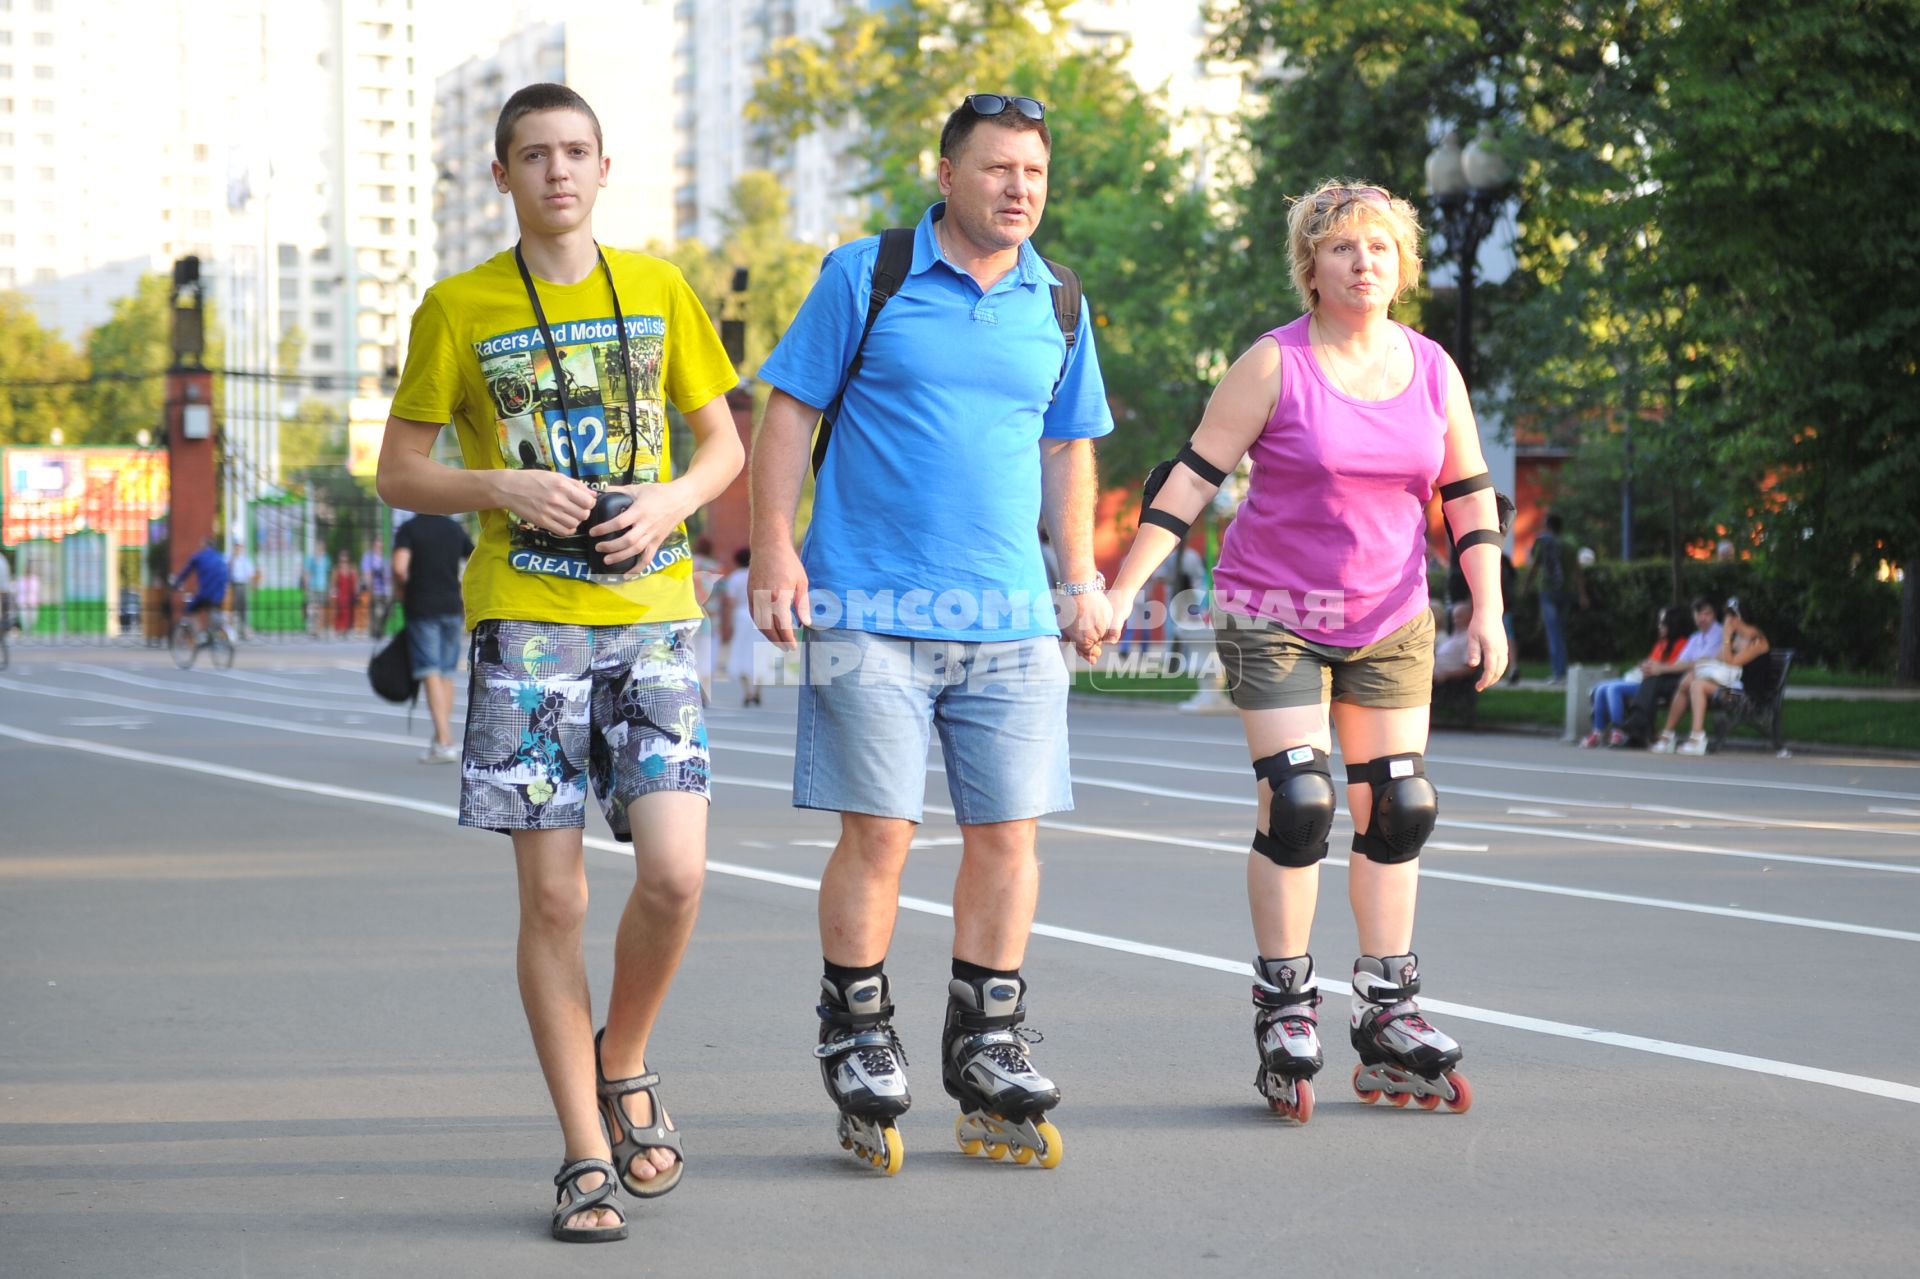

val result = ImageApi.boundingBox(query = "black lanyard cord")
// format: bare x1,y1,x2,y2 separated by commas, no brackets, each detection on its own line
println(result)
512,241,641,486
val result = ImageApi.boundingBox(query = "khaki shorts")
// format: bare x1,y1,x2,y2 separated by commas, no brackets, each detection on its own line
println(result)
1214,608,1435,710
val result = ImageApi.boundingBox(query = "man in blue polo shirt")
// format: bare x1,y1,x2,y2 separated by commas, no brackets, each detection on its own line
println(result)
751,94,1112,1174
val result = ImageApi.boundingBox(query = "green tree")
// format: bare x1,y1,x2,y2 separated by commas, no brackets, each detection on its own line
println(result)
751,0,1216,480
646,171,821,381
82,272,225,447
1652,0,1920,678
0,293,88,445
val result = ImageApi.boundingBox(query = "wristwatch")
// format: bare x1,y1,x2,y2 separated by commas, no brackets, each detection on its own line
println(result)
1058,573,1106,597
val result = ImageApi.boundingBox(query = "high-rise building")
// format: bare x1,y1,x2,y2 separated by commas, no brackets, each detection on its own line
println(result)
3,0,434,513
432,1,676,274
678,0,871,247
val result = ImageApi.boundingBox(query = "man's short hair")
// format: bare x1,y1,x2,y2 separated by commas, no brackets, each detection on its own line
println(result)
1690,595,1722,620
939,100,1051,162
495,83,603,166
1545,513,1565,534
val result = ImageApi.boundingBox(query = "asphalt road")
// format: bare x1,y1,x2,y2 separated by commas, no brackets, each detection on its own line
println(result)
4,643,1919,1277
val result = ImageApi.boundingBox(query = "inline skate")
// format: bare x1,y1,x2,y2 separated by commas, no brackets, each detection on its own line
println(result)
1349,953,1473,1112
1252,954,1323,1122
942,974,1063,1168
814,972,911,1173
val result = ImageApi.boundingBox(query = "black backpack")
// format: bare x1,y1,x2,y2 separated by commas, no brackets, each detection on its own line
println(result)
368,625,419,709
810,226,1084,473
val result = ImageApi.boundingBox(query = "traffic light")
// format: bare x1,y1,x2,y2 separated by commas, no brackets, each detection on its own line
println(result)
170,256,205,368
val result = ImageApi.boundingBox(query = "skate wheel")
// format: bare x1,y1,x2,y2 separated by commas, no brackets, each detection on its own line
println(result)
1351,1064,1381,1104
1034,1120,1064,1170
954,1115,982,1156
839,1137,853,1151
1443,1071,1474,1114
879,1126,904,1176
1293,1078,1314,1124
982,1142,1008,1161
1013,1145,1035,1165
1387,1090,1412,1108
1416,1092,1443,1111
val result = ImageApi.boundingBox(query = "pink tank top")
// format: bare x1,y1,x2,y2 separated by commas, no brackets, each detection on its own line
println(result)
1212,314,1448,647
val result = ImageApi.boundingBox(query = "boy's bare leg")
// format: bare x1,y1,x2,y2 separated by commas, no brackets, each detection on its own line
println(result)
512,829,616,1231
598,790,709,1185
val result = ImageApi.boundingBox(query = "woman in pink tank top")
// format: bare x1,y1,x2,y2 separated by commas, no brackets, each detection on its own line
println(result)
1099,180,1509,1121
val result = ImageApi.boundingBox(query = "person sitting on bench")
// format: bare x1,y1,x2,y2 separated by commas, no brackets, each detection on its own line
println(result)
1651,597,1773,756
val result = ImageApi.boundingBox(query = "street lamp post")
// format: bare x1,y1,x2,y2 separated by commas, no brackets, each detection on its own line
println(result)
1424,129,1510,390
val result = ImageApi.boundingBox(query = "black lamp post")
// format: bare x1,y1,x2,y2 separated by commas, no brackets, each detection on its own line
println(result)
1424,130,1510,390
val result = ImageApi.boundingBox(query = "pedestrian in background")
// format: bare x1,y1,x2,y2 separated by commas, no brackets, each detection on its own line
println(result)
229,540,258,638
391,513,473,763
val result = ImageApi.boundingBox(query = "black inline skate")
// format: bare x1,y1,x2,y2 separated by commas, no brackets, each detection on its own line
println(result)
814,972,911,1173
1349,953,1473,1112
941,974,1063,1168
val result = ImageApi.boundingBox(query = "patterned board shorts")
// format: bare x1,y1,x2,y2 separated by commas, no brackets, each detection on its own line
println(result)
459,618,711,842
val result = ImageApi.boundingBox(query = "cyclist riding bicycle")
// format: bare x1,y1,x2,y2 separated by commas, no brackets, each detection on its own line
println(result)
172,536,232,638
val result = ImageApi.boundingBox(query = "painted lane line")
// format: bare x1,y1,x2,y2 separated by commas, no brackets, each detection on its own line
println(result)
1068,726,1920,803
1069,749,1920,841
0,677,422,748
58,664,467,720
1021,815,1920,945
15,668,1920,925
5,719,1916,1108
1063,771,1920,876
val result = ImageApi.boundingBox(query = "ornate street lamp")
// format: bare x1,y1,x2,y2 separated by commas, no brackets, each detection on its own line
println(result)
1424,128,1510,389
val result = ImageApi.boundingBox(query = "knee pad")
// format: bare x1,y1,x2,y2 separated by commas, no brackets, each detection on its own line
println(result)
1251,745,1335,867
1348,753,1438,864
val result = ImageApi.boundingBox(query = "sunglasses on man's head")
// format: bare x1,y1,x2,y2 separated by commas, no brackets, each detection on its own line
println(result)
963,93,1047,121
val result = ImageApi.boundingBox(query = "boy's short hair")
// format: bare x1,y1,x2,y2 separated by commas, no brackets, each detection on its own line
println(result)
1690,595,1722,620
495,83,603,165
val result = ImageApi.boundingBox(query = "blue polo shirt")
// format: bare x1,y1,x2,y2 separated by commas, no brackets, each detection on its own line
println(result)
759,202,1113,641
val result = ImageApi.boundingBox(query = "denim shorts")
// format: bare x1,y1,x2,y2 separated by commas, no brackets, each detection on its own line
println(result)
794,627,1072,824
459,619,709,842
406,613,466,679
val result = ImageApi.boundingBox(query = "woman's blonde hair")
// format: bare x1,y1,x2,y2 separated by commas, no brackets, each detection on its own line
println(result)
1286,179,1424,313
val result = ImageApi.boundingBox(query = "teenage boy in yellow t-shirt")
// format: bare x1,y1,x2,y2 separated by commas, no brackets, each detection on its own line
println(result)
376,82,742,1244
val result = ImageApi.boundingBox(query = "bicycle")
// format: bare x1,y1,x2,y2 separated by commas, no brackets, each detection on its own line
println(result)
171,597,236,670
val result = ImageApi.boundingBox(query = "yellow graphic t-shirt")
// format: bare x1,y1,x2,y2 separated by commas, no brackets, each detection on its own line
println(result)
392,247,738,630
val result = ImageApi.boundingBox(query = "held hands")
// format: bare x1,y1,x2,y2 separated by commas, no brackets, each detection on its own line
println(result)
1466,609,1509,692
587,482,689,577
1058,588,1112,663
1097,587,1138,648
750,542,810,650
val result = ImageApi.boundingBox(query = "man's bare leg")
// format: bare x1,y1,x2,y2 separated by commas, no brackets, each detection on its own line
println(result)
423,672,455,749
598,790,709,1187
952,818,1039,969
818,812,916,965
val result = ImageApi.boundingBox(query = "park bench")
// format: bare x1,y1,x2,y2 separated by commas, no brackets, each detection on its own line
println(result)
1708,648,1795,753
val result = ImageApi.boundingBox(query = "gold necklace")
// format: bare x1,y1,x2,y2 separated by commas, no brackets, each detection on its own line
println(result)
1313,315,1398,400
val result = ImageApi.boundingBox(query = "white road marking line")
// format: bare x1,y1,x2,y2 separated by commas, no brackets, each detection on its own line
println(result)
1063,770,1920,876
1870,807,1920,818
59,664,461,720
16,674,1910,885
1070,726,1920,802
1071,749,1920,840
6,718,1917,1107
1505,806,1564,819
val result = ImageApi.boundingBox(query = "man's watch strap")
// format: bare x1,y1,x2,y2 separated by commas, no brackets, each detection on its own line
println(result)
1058,573,1106,597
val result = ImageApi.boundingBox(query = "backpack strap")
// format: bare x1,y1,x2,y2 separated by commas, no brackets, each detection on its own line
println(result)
1042,257,1082,402
811,227,915,475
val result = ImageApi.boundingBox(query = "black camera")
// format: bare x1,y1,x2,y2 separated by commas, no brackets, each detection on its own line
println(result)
581,491,640,576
